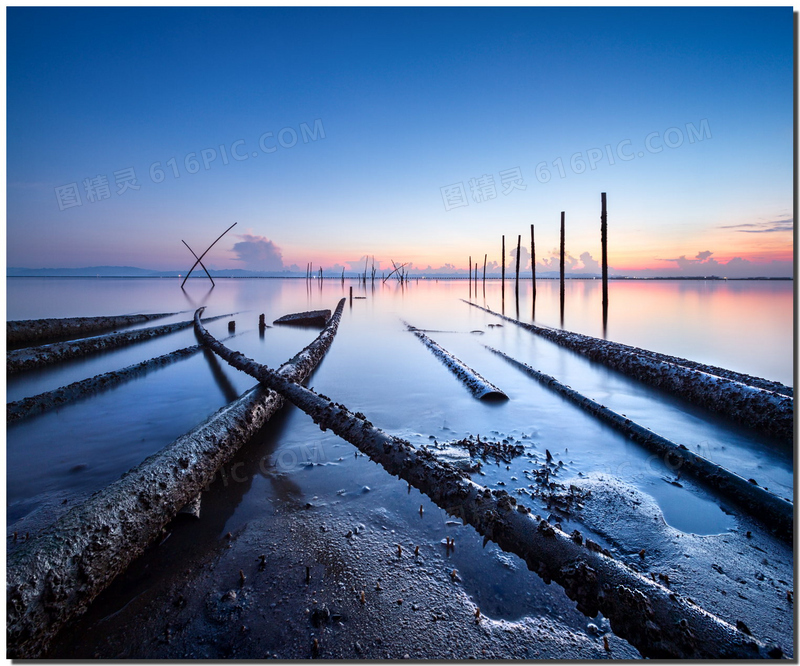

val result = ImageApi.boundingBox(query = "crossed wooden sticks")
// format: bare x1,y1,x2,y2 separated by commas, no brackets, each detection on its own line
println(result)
181,222,237,288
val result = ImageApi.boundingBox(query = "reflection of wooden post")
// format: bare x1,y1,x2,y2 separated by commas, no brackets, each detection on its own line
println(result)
530,224,536,299
601,192,608,311
515,234,521,299
181,222,236,288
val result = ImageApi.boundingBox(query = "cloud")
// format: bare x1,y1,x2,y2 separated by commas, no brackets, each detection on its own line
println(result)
576,252,601,273
538,248,579,272
621,249,792,278
660,250,715,271
719,219,793,233
346,256,383,272
509,245,531,272
231,234,284,271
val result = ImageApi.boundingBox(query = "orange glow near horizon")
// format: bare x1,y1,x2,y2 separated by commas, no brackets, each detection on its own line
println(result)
283,243,793,273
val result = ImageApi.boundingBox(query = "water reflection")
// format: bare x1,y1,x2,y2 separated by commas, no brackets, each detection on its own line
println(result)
202,348,239,403
180,282,215,308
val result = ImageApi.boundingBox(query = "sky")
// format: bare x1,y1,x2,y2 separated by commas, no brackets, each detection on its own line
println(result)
6,7,794,277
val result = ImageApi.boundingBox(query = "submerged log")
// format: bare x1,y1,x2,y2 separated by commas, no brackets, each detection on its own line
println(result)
405,323,507,400
7,314,232,376
463,300,793,443
486,345,792,542
192,320,779,659
6,300,346,658
8,345,204,423
273,309,332,328
7,312,177,349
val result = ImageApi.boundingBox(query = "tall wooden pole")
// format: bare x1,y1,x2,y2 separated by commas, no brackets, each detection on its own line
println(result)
530,223,536,299
560,212,565,322
483,254,487,284
601,193,608,311
501,235,506,294
515,234,521,299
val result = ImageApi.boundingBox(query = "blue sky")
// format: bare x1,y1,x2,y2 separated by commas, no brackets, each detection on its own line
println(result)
6,7,794,276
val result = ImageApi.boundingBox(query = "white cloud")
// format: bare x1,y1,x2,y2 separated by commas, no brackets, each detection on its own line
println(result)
231,234,284,271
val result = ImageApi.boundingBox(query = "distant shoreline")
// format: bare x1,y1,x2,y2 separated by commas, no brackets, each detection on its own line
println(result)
5,275,793,281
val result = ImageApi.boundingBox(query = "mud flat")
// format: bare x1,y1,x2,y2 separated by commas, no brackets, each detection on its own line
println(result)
44,493,638,659
486,346,792,542
189,314,779,659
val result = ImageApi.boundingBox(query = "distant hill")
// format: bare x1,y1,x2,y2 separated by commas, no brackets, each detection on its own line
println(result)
7,266,305,278
8,266,163,277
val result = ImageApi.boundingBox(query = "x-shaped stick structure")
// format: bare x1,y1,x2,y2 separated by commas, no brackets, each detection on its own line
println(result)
181,222,237,288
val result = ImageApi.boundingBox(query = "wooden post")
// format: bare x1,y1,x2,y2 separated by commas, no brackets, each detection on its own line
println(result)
560,212,565,300
469,255,472,283
530,224,536,299
601,192,608,312
349,286,353,304
560,212,565,324
501,235,505,295
483,254,487,284
515,234,521,299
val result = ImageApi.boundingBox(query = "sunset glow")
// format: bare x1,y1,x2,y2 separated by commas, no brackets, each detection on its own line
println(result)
7,7,793,278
